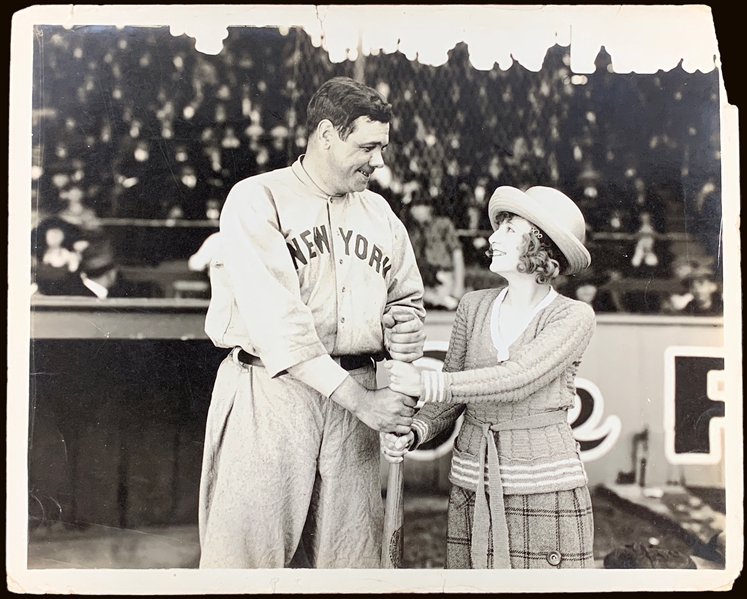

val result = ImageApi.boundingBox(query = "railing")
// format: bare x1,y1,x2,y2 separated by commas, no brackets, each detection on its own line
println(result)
82,218,691,242
35,218,709,304
29,295,722,341
94,218,219,228
456,229,693,242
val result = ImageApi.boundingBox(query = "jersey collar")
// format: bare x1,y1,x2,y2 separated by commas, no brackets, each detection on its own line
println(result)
292,155,338,200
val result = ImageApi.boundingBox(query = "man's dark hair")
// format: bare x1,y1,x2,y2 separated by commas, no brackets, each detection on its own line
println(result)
306,77,392,140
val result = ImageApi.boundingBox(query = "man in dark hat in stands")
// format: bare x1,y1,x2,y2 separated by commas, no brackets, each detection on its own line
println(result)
76,240,163,298
678,265,723,316
34,235,162,299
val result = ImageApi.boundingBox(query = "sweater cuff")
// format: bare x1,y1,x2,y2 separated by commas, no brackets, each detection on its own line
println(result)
421,370,448,403
411,418,429,448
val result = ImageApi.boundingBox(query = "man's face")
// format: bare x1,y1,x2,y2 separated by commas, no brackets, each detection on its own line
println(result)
326,116,389,195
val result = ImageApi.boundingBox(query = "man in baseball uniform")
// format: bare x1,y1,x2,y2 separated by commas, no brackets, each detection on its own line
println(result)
198,77,426,568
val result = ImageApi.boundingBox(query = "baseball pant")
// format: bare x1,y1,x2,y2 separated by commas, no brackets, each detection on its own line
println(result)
198,352,383,568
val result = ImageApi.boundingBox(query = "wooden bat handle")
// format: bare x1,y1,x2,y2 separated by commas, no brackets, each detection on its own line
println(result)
381,460,404,568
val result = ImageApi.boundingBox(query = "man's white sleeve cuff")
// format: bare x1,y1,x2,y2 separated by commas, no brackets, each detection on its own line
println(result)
287,355,349,398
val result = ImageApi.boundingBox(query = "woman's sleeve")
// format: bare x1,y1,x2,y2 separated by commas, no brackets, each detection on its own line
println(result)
441,296,469,374
420,301,596,404
411,402,466,449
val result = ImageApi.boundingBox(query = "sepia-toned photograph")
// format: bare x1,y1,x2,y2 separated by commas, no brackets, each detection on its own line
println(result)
7,4,742,594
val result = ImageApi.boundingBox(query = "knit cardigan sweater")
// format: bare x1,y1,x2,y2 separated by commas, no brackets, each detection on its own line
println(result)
411,287,596,496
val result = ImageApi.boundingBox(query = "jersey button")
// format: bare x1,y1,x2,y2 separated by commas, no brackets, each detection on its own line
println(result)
341,287,346,292
340,317,345,323
339,259,343,264
546,551,561,566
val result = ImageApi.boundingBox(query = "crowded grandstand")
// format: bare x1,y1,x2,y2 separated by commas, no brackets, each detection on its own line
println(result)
31,25,723,315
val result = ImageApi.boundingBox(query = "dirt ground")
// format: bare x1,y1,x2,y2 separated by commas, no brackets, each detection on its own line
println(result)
402,485,698,569
27,484,723,571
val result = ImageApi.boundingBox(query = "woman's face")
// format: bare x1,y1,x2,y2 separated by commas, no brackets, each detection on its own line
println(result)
487,216,534,275
45,227,65,249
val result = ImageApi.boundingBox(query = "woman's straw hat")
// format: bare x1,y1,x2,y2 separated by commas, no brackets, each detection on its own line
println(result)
487,186,591,275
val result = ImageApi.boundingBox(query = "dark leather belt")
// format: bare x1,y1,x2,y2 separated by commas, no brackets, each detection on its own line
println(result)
237,349,373,372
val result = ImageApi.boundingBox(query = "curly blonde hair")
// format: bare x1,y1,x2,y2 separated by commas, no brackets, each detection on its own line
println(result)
494,211,567,283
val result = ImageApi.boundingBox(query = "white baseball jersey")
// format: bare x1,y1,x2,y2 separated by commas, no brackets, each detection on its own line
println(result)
205,157,425,383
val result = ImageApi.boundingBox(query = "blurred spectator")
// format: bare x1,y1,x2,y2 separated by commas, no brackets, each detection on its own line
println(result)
406,191,465,310
630,211,659,269
682,270,722,315
167,164,210,220
58,185,100,232
205,198,221,221
33,231,164,298
266,125,291,171
560,271,624,313
30,25,722,315
76,239,164,298
630,178,667,233
38,219,83,272
668,265,723,316
32,216,87,296
691,178,723,264
112,138,159,219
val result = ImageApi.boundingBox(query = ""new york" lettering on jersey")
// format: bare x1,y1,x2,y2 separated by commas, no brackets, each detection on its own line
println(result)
287,225,392,278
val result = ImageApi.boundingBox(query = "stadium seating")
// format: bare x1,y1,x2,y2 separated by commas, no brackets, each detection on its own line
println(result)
31,25,723,313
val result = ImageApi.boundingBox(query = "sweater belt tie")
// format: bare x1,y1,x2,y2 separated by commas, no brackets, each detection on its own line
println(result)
466,410,569,569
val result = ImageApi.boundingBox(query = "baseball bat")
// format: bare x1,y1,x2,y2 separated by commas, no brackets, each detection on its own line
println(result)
381,459,404,568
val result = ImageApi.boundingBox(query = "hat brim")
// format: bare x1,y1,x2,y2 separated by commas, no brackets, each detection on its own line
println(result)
488,187,591,275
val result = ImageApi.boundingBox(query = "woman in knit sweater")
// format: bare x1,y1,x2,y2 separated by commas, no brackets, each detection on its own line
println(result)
383,186,596,569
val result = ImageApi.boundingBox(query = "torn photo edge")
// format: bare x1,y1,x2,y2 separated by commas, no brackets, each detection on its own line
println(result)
6,4,742,594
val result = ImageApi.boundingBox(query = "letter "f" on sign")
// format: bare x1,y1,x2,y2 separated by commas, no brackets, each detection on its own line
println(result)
664,346,725,465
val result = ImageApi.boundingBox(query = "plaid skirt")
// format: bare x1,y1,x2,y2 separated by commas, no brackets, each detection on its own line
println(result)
446,485,594,569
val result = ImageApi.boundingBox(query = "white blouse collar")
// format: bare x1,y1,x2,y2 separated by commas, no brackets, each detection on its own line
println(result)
490,287,558,362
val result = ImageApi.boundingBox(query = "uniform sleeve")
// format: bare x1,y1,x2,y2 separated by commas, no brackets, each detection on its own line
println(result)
382,210,426,322
219,181,333,377
411,297,469,446
420,302,596,404
287,355,348,398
